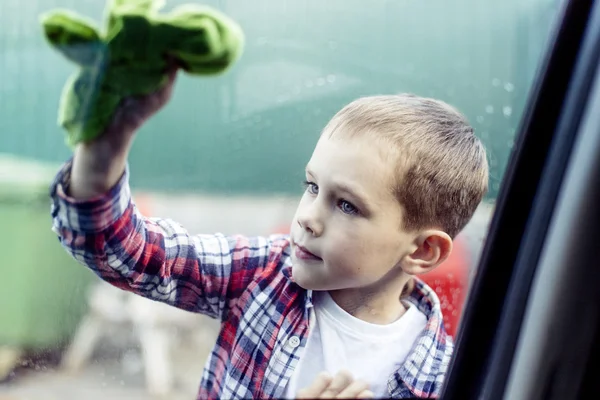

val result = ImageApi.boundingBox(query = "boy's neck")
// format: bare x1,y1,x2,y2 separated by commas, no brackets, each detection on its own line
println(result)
327,273,412,325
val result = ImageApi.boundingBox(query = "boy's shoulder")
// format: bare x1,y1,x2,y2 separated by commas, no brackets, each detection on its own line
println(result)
222,232,291,256
226,232,294,279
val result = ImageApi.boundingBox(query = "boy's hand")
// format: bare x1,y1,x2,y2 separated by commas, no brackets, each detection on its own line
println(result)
296,370,374,399
69,66,178,200
104,66,178,148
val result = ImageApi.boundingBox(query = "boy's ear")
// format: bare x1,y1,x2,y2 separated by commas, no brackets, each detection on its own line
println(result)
41,11,103,66
402,230,453,276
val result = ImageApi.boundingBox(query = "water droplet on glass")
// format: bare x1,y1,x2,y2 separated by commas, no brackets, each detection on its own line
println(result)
492,78,501,87
485,105,494,114
476,116,484,123
504,82,515,92
503,106,513,117
316,78,326,86
305,80,314,88
326,74,336,83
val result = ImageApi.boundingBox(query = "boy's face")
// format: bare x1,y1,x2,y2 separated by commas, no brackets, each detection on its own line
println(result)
290,134,416,291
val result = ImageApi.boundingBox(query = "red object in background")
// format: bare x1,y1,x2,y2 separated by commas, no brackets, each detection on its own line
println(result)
272,225,291,235
272,224,470,338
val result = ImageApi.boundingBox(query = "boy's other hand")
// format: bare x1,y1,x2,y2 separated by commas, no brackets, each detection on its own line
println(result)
296,370,374,399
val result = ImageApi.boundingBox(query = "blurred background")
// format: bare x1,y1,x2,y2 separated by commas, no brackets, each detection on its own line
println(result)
0,0,560,398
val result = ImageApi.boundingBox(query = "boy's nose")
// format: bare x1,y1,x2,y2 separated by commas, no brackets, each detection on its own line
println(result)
297,208,324,237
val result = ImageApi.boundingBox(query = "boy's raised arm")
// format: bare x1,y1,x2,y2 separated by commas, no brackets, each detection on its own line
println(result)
50,70,283,320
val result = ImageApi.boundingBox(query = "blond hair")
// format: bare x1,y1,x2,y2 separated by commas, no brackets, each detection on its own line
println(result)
323,94,488,238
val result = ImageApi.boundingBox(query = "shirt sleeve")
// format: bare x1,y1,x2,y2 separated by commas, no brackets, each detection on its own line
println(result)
49,160,287,320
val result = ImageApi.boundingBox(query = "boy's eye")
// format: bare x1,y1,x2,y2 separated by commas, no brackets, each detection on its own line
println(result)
304,181,319,195
339,200,358,215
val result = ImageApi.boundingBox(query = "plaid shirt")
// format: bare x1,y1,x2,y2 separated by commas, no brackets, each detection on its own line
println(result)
50,161,453,399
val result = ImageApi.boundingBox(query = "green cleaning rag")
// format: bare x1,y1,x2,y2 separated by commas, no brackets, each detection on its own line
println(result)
41,0,244,147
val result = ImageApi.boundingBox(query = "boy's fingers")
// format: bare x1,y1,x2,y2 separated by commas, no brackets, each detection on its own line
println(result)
297,370,367,399
335,379,370,398
319,370,354,398
159,67,178,96
356,389,375,399
104,61,179,139
297,372,333,399
165,55,181,71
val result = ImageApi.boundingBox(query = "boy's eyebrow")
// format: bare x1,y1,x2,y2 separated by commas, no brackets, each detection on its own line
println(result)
333,182,371,209
306,167,372,211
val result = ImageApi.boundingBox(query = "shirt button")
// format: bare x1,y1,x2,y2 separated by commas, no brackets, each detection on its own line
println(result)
287,336,301,348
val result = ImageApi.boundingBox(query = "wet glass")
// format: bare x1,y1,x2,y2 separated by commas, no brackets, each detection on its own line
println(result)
0,0,561,398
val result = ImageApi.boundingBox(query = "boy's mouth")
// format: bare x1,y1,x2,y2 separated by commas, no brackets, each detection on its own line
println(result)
293,242,322,261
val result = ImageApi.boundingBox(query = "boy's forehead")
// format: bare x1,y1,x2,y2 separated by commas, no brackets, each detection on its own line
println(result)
309,134,397,168
306,136,399,201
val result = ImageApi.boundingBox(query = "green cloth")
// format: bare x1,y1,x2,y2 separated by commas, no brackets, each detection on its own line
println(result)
40,0,244,147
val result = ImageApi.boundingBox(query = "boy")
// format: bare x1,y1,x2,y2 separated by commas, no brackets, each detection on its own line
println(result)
50,68,488,399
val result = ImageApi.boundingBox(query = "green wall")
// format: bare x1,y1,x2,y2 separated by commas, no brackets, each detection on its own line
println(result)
0,0,559,197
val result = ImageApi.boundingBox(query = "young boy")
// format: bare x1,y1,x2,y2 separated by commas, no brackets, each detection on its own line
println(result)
49,69,488,399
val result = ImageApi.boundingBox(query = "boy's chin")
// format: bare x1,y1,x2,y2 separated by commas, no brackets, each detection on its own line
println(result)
291,265,332,291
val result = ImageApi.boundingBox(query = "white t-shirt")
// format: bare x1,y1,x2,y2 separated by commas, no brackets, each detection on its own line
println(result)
285,291,428,398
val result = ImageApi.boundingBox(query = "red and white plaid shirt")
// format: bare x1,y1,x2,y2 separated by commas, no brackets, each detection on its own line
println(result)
50,160,453,399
